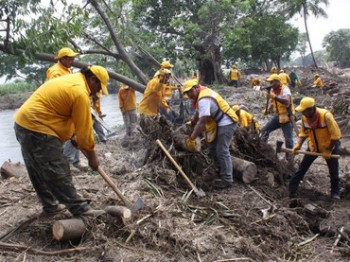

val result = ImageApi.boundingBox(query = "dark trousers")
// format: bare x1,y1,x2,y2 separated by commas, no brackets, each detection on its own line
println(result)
289,144,340,196
14,123,89,215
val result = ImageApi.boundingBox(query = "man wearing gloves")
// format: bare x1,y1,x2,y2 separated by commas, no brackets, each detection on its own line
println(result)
261,74,295,159
14,65,109,217
182,80,238,189
289,97,341,200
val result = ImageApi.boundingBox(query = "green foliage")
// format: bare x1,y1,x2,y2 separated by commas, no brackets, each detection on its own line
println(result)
323,29,350,68
0,80,36,95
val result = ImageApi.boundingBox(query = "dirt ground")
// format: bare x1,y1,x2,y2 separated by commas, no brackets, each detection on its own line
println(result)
1,67,350,261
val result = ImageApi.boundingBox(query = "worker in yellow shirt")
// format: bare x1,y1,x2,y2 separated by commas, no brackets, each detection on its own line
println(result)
153,61,174,78
227,65,241,88
46,47,80,80
47,47,83,171
14,65,109,217
232,105,260,131
289,97,341,200
251,78,262,89
312,74,324,88
118,84,137,137
139,69,172,117
279,69,291,86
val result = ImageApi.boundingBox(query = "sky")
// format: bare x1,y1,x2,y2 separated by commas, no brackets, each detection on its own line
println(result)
289,0,350,52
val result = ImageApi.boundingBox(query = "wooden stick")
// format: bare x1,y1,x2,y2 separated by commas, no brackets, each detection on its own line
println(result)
297,233,320,247
331,226,344,253
248,185,277,210
0,241,98,256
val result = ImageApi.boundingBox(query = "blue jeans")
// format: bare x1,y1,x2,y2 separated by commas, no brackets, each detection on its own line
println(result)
93,121,107,142
208,123,237,184
289,143,340,197
63,140,80,166
261,116,294,157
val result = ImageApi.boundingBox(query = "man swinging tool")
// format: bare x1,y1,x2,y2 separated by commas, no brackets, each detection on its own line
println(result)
289,97,342,200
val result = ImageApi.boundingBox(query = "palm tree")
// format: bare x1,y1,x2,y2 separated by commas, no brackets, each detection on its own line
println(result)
281,0,329,69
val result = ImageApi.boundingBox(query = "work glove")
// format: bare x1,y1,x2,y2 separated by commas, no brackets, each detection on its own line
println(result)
185,120,192,126
292,143,302,154
265,92,276,99
185,137,197,152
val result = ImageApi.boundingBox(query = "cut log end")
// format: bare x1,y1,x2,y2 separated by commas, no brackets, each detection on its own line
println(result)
52,218,86,241
105,205,132,221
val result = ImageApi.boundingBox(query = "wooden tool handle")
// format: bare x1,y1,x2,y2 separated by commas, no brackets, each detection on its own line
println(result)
281,148,340,159
156,139,199,192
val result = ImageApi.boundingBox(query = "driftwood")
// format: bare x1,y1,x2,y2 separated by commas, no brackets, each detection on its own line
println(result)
1,161,27,179
232,157,257,184
52,218,86,241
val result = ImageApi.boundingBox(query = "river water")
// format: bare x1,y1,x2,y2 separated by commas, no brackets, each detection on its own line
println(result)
0,93,142,165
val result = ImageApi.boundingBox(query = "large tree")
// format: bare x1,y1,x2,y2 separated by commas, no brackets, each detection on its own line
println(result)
323,29,350,68
280,0,329,69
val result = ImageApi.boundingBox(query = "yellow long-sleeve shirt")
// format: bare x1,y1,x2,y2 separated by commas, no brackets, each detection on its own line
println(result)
118,86,136,112
138,78,168,116
229,69,241,81
14,73,95,151
279,73,291,85
314,77,324,88
46,61,72,80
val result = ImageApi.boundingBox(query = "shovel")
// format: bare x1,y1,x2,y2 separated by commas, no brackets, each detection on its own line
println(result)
156,139,206,197
276,141,340,159
82,151,144,212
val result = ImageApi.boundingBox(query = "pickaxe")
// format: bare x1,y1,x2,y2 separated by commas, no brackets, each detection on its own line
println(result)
276,141,340,159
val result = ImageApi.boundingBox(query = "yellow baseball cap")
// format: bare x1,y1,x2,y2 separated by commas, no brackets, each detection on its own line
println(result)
295,97,315,112
89,65,109,95
182,79,198,93
266,74,281,82
232,65,237,69
161,61,174,68
279,69,284,73
55,47,80,59
159,68,172,76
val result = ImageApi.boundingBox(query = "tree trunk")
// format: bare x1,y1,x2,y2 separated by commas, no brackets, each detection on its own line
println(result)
1,161,27,179
52,219,86,241
232,157,257,184
88,0,148,85
303,5,318,69
0,44,147,94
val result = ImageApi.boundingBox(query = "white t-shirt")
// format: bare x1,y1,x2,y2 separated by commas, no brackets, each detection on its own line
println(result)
275,85,291,96
198,98,234,126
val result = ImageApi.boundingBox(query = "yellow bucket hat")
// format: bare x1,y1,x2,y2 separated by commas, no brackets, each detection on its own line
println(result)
89,65,109,95
55,47,80,59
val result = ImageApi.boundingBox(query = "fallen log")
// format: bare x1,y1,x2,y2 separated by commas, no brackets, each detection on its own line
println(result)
232,156,257,184
1,161,27,179
105,205,132,222
52,218,86,241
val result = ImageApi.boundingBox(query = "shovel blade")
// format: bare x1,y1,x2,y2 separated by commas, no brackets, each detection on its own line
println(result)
131,197,144,212
195,188,206,197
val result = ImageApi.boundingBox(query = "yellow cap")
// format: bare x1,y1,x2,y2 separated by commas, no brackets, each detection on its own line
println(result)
279,69,284,73
121,83,129,89
232,65,237,69
296,97,315,112
266,74,281,82
315,73,319,77
159,68,172,76
182,79,198,93
232,105,240,112
89,65,109,95
55,47,80,59
161,61,174,68
271,66,277,73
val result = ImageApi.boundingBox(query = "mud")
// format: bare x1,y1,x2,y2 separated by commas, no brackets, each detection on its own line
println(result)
0,67,350,261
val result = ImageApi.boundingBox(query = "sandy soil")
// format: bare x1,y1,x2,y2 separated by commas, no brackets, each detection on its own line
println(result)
0,67,350,261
